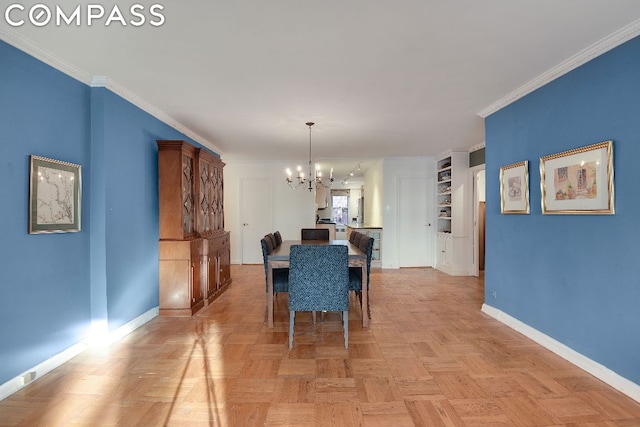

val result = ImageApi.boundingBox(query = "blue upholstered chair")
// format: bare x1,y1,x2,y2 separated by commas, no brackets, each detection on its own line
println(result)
260,238,289,295
301,228,329,241
288,244,349,349
349,236,373,318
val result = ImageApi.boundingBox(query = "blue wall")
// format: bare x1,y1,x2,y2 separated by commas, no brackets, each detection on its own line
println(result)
0,40,214,385
0,41,92,384
485,36,640,385
97,89,198,331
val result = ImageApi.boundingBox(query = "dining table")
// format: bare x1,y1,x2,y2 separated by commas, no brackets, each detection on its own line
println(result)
266,239,370,328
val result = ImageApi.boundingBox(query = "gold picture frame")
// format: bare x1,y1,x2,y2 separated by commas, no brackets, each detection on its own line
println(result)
540,141,614,214
500,161,529,214
29,155,82,234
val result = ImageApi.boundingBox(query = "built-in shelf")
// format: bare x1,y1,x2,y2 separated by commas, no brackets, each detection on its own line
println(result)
435,151,470,276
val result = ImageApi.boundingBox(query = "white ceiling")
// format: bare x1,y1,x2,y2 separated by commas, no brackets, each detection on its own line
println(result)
3,1,640,179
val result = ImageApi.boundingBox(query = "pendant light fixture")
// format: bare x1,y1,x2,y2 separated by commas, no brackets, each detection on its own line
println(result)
285,122,333,192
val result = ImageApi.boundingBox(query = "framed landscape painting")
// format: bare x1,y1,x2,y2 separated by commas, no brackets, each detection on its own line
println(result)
500,160,529,214
540,140,614,214
29,155,82,234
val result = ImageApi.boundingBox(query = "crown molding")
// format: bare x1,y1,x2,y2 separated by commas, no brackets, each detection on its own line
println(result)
91,76,223,155
0,27,93,84
469,142,485,152
478,19,640,118
1,28,223,156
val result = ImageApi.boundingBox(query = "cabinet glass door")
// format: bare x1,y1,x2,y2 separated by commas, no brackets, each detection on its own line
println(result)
199,160,212,233
182,154,195,235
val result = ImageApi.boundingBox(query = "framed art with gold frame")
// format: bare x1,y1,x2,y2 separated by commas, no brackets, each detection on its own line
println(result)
29,155,82,234
540,140,614,215
500,160,529,214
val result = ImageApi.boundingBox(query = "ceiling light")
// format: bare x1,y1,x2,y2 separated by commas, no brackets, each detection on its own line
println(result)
341,162,362,185
285,122,333,192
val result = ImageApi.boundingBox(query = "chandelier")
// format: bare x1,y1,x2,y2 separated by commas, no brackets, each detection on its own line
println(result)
285,122,333,192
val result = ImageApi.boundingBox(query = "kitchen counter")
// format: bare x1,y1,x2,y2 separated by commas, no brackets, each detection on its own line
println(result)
347,224,382,229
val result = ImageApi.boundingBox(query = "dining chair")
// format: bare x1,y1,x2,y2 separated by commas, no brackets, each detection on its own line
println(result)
288,244,349,349
263,234,274,254
260,238,289,296
273,231,283,247
265,233,278,250
349,236,373,318
301,228,330,240
352,231,364,247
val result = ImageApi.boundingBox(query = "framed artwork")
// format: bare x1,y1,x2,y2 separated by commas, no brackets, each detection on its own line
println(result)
29,155,82,234
540,140,614,214
500,160,529,214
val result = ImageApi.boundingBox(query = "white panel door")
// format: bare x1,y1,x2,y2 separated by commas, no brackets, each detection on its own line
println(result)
399,177,434,267
241,178,272,264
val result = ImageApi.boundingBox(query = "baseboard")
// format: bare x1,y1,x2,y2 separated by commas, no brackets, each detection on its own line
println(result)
105,306,158,346
0,341,88,402
481,304,640,404
435,265,469,276
0,306,158,402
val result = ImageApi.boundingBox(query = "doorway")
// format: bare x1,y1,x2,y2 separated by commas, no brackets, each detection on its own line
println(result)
478,201,485,271
472,169,486,276
330,191,349,225
398,177,434,267
240,178,272,264
331,190,349,240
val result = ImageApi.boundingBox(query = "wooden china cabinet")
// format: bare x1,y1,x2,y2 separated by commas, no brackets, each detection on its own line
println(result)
157,140,231,316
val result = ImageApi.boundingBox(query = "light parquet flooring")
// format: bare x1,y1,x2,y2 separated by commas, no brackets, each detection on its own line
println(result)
1,266,640,426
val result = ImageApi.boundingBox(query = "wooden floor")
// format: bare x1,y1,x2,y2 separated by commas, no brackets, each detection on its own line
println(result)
2,266,640,426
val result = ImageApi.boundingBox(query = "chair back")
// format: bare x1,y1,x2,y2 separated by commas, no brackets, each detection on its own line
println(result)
260,238,271,283
260,237,289,293
265,233,278,250
359,236,374,288
273,231,283,246
352,231,363,247
348,235,373,292
288,245,349,312
263,235,274,254
301,228,329,241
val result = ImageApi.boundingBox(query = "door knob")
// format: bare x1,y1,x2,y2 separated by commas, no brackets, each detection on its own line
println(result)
243,223,249,226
